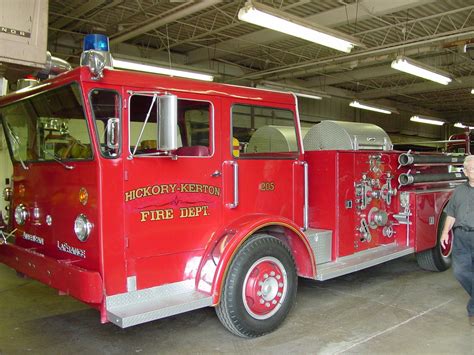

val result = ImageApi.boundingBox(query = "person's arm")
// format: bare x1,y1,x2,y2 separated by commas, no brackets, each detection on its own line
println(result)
441,215,456,247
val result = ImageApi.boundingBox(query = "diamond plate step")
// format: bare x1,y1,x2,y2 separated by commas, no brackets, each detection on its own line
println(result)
316,243,414,281
106,280,212,328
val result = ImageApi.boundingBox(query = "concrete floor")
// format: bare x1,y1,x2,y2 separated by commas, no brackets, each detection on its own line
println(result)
0,255,472,354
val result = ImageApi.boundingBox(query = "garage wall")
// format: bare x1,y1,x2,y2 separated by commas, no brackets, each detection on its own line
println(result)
0,129,13,215
297,96,445,141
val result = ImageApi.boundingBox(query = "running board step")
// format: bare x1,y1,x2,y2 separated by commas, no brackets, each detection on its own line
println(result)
316,244,414,281
106,280,212,328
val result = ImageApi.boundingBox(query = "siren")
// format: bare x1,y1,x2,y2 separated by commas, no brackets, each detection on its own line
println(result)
80,34,113,79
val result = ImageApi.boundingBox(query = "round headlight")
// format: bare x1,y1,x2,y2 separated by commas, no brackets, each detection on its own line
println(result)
74,214,93,242
14,204,29,225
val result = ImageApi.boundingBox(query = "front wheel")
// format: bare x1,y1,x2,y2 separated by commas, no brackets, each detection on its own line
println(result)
416,212,452,271
216,233,297,338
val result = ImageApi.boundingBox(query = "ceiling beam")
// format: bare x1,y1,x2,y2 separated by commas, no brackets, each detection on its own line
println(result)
358,75,474,99
227,29,474,83
302,51,469,88
445,112,474,122
263,77,449,118
50,0,105,29
186,0,436,64
109,0,222,45
305,65,394,87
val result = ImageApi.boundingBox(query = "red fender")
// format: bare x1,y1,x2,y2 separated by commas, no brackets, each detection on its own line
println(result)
195,213,316,304
412,190,453,252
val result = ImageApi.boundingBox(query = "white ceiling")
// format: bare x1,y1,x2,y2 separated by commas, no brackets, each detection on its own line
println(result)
48,0,474,123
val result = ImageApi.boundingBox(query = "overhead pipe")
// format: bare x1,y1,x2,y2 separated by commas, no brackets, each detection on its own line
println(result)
398,153,465,166
398,172,466,186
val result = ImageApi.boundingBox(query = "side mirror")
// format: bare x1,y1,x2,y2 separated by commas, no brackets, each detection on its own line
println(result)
106,117,120,156
157,94,178,151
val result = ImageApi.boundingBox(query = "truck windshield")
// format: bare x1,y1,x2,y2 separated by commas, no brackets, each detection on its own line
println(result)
0,84,92,163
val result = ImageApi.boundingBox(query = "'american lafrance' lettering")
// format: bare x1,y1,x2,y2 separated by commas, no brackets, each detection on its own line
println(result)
22,232,44,245
57,241,86,259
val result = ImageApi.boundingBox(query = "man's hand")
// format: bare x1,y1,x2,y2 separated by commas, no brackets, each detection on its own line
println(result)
440,215,455,248
440,232,451,248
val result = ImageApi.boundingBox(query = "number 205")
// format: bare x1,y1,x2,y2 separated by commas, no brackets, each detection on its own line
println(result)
259,182,275,191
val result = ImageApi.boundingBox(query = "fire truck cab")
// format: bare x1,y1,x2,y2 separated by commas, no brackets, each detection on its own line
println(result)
0,41,458,338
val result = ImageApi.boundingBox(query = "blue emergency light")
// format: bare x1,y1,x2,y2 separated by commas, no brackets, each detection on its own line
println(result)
83,34,109,52
80,34,113,78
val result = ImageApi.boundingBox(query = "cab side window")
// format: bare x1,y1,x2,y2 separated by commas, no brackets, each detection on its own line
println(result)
177,100,212,156
90,90,121,158
129,94,212,157
231,104,297,158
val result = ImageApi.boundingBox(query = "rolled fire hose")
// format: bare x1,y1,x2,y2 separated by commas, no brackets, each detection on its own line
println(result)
398,153,465,166
398,172,466,186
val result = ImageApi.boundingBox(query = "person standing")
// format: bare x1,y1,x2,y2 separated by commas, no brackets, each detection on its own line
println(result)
441,154,474,326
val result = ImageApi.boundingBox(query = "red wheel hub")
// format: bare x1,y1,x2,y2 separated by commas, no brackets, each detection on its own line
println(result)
242,257,287,320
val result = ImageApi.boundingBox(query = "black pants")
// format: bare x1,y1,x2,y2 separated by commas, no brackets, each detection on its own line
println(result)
452,229,474,316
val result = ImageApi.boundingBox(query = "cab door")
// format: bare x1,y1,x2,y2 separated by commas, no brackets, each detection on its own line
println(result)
223,101,305,227
123,91,223,289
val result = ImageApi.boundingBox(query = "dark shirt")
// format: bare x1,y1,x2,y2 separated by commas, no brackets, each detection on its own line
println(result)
445,182,474,229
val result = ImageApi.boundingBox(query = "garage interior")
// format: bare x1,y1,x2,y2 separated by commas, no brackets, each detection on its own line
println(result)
0,0,473,353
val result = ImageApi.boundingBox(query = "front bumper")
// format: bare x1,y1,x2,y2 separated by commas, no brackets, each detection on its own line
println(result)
0,243,103,304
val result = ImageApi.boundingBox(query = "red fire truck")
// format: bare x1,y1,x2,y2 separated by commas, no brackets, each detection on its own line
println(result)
0,39,463,338
447,131,473,154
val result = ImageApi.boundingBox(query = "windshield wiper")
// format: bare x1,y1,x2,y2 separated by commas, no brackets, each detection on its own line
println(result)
41,148,74,170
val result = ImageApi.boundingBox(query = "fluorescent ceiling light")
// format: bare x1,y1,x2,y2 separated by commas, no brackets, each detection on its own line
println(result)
391,56,452,85
410,115,445,126
295,93,322,100
113,58,214,81
454,122,474,130
349,100,394,114
238,1,362,53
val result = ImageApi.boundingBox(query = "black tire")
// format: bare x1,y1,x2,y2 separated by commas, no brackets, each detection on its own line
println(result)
216,233,297,338
416,212,452,271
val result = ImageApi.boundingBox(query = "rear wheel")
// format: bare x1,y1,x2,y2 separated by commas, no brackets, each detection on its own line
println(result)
216,233,297,338
416,212,452,271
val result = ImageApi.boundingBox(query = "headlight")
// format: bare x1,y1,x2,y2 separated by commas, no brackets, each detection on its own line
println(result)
74,214,93,242
14,204,29,225
3,187,12,201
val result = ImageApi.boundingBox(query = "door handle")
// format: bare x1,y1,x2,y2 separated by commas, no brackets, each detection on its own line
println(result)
295,161,308,231
211,170,222,177
226,161,239,209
